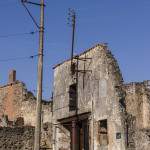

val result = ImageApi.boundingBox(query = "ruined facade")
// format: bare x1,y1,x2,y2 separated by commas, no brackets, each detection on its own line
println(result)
52,44,150,150
0,70,53,149
0,44,150,150
124,81,150,150
52,44,126,150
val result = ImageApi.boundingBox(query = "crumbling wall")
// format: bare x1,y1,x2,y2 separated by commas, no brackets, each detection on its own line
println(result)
41,122,53,149
0,81,24,121
124,81,150,150
0,81,52,126
0,81,53,149
54,125,71,150
89,45,125,150
53,44,126,150
0,126,34,150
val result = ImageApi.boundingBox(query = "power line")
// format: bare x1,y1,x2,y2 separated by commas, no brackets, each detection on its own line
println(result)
0,54,38,62
0,49,54,63
0,30,38,39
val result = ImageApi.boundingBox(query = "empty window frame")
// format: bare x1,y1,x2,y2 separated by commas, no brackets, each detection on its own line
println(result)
69,83,77,111
98,119,108,145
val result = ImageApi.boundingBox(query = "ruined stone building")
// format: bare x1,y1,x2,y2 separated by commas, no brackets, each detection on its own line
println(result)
52,44,150,150
0,44,150,150
0,70,52,149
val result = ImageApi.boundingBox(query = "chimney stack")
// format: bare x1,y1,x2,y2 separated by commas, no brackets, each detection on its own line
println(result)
9,70,16,83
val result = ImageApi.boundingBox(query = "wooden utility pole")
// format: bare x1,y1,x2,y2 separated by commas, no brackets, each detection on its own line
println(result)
21,0,45,149
34,0,44,149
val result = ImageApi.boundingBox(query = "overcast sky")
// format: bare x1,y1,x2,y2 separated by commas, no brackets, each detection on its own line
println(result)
0,0,150,100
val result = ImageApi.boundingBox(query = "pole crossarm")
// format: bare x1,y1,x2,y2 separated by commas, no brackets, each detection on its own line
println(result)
21,0,46,29
21,0,46,7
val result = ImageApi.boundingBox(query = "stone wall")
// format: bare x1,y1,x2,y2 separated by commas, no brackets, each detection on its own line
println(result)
0,81,23,121
1,44,150,150
124,81,150,150
0,126,34,150
53,44,126,150
52,44,150,150
0,77,53,149
0,81,52,126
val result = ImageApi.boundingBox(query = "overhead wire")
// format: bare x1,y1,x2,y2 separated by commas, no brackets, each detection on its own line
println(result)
0,49,55,63
0,30,38,39
0,1,52,101
0,54,39,62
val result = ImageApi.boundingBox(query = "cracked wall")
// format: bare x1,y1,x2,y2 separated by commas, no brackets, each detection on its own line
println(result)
0,79,53,149
124,81,150,150
53,44,126,150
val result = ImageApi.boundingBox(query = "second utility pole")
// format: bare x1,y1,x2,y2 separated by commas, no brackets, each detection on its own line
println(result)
34,0,44,149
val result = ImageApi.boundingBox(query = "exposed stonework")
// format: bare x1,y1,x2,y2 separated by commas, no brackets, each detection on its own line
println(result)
0,43,150,150
0,126,34,150
124,81,150,150
53,44,126,150
0,72,53,149
52,43,150,150
0,81,52,126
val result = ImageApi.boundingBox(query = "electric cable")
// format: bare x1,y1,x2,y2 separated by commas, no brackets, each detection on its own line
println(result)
0,30,38,39
0,54,38,62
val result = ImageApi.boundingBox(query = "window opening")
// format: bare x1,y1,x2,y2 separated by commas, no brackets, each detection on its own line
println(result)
69,83,77,111
98,119,108,145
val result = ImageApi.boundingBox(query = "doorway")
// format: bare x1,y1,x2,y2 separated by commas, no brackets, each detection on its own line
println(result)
71,119,89,150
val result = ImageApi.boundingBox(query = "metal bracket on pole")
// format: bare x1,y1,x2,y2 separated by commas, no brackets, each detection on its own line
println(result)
21,0,46,29
21,0,46,7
